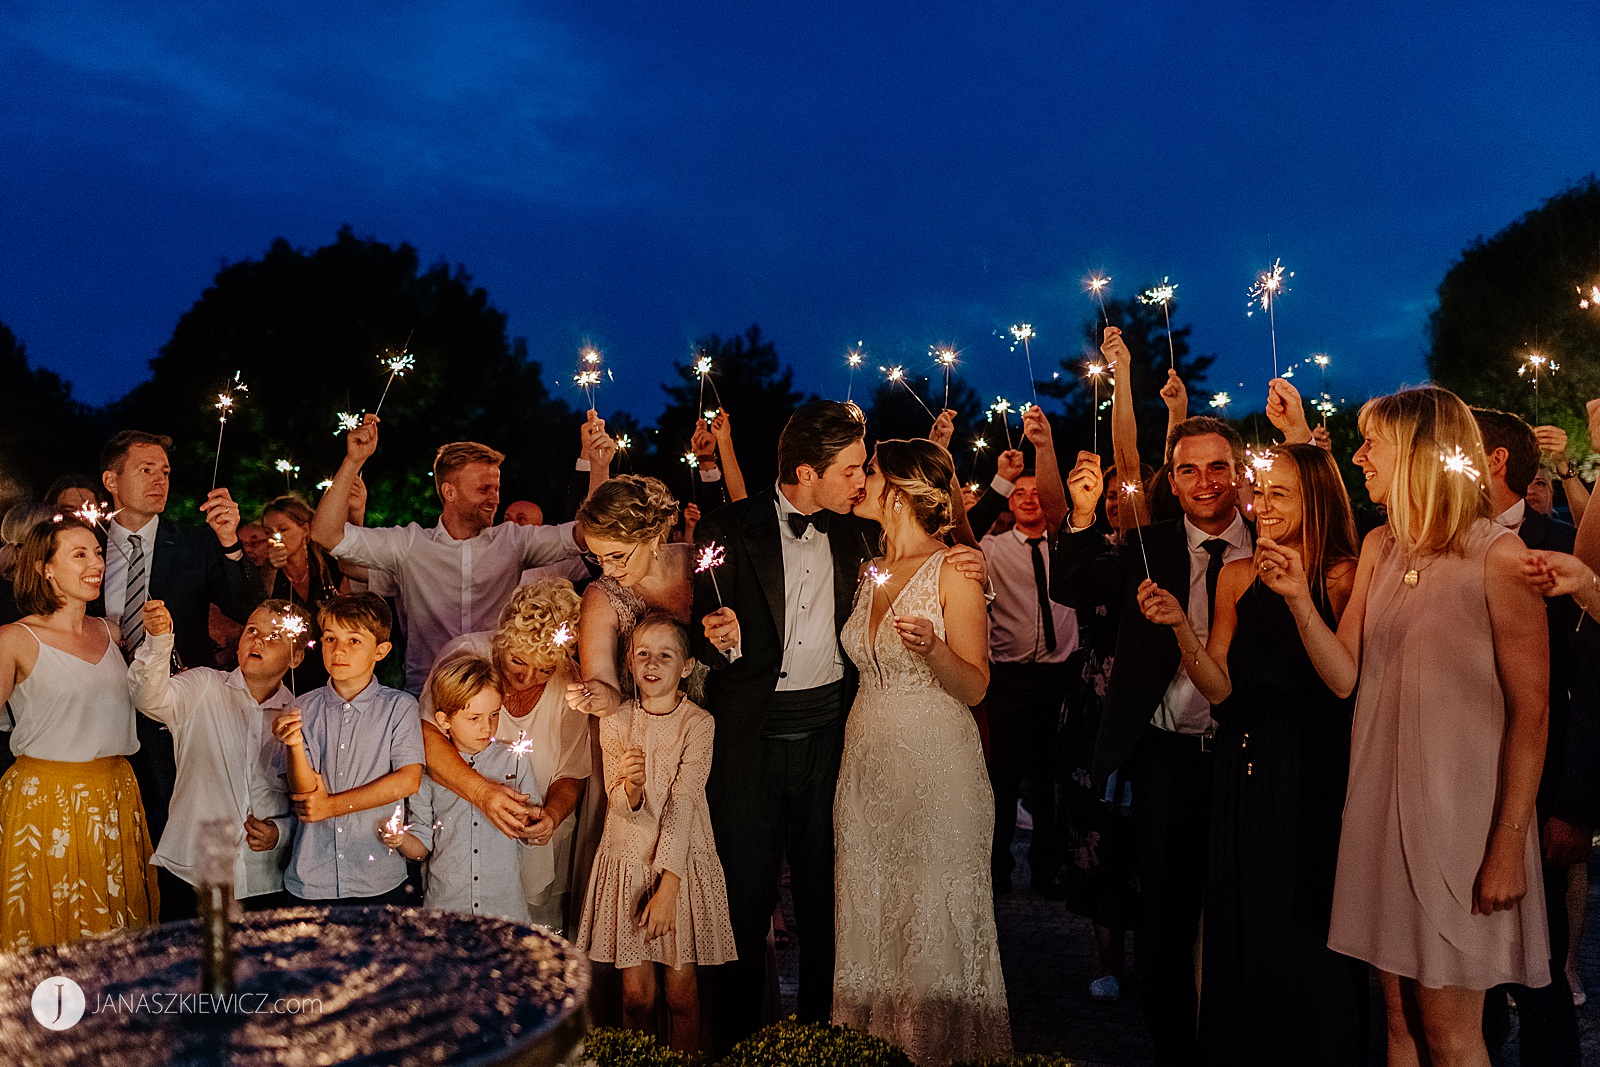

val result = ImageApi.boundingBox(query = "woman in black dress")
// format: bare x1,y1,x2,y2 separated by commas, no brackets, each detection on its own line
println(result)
1137,444,1367,1064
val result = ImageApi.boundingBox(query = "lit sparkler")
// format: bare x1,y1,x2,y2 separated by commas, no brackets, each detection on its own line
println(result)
275,611,310,692
845,344,865,403
696,542,728,606
210,371,248,490
1139,278,1180,369
550,621,574,650
692,349,724,413
1311,353,1331,426
334,411,362,436
575,346,603,408
374,346,416,415
1086,363,1108,455
1440,445,1481,483
1517,348,1559,425
381,802,411,850
1210,391,1232,414
883,365,937,420
1579,284,1600,310
504,730,537,783
275,457,300,494
988,396,1015,450
315,478,334,491
1083,273,1112,330
1008,323,1040,407
1246,259,1293,379
931,345,959,409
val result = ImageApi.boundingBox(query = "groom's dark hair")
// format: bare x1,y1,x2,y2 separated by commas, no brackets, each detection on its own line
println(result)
778,400,867,485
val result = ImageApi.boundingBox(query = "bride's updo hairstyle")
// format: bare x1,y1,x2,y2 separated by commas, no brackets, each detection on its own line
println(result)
873,439,957,540
575,475,679,546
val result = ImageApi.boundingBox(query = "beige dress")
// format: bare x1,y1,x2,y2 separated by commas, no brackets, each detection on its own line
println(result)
577,698,736,969
833,552,1011,1066
1328,520,1549,988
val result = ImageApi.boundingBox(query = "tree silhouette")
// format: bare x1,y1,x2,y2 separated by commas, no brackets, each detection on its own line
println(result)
0,321,103,509
653,325,808,494
1428,177,1600,450
108,228,580,522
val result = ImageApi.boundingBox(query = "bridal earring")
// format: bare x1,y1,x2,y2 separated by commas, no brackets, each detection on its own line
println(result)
893,497,904,514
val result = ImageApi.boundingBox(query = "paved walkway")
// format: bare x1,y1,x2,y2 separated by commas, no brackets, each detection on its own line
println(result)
776,835,1600,1065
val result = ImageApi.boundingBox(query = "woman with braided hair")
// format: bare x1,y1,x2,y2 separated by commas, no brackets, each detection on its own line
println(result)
832,438,1011,1066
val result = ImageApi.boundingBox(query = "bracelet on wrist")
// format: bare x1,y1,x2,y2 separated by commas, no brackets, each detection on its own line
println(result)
1496,817,1526,833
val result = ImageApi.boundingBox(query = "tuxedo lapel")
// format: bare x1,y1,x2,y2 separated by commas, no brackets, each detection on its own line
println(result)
744,490,787,641
150,521,184,601
830,520,869,627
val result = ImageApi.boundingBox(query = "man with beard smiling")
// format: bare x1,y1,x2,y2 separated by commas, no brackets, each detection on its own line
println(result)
311,416,586,695
1051,416,1250,1066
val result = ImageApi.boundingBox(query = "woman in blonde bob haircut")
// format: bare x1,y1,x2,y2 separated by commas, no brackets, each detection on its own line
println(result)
1356,386,1493,557
1257,384,1550,1065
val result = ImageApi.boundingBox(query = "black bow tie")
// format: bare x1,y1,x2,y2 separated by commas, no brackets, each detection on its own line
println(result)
787,510,831,538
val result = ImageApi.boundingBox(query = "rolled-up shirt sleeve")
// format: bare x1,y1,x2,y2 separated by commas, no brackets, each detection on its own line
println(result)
514,521,581,568
330,523,409,570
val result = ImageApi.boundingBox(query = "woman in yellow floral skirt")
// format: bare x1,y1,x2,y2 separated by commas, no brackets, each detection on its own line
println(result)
0,517,157,950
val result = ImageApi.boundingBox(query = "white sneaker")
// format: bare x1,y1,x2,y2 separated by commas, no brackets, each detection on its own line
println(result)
1089,975,1121,1002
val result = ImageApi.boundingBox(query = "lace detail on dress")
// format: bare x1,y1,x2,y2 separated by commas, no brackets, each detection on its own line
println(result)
833,550,1012,1065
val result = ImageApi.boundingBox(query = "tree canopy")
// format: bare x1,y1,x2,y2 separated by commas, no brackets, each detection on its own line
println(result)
0,322,101,510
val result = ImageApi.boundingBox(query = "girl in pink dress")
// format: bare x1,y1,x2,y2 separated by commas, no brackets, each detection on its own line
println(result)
1259,386,1549,1066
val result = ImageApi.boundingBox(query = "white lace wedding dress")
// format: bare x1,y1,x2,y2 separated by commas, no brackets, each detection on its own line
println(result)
833,551,1012,1066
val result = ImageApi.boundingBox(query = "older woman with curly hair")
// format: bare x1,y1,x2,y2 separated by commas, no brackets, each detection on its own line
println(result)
421,578,592,931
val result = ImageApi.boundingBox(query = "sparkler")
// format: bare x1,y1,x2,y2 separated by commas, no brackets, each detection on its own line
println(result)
210,371,248,490
696,542,727,607
845,345,864,403
275,458,300,494
1579,284,1600,310
1440,446,1482,483
883,365,938,420
315,478,334,491
1246,259,1293,379
334,411,363,437
381,802,411,851
988,397,1015,450
575,346,603,409
1083,273,1112,330
504,730,537,783
373,347,415,415
1210,391,1232,415
1008,324,1039,407
1517,348,1559,425
1311,353,1331,426
1120,483,1152,578
865,563,893,681
275,611,310,693
1139,279,1179,369
931,345,959,409
1086,363,1108,455
550,621,575,651
682,448,701,505
692,350,725,414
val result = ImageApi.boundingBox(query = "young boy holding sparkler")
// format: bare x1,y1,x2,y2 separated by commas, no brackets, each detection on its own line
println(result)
272,592,424,906
577,612,735,1056
128,598,310,919
379,654,542,924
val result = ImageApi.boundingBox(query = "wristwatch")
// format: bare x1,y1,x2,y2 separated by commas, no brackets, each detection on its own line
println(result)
1555,461,1577,479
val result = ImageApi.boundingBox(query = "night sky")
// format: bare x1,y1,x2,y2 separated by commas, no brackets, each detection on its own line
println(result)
5,2,1598,423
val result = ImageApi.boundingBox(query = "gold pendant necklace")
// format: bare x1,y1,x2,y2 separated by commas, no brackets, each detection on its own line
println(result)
1402,567,1420,588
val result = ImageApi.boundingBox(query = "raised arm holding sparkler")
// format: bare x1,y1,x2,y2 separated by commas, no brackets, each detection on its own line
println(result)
708,411,748,503
1264,378,1314,445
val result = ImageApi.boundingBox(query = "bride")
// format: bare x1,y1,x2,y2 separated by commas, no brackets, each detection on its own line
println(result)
833,438,1012,1065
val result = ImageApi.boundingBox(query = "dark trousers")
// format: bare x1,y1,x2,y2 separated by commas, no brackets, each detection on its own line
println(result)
287,880,420,908
710,724,844,1057
129,715,177,848
1484,843,1580,1067
158,868,293,921
1132,728,1213,1067
987,660,1071,885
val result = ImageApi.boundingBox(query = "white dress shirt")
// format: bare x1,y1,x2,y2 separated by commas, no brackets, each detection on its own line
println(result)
331,519,581,693
981,527,1078,664
128,632,295,896
1495,499,1527,533
102,513,159,630
773,485,844,691
1153,512,1254,735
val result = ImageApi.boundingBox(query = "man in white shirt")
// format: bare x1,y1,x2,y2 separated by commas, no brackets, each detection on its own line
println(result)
311,416,590,694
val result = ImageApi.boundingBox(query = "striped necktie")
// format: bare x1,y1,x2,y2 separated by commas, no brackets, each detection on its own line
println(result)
122,533,147,654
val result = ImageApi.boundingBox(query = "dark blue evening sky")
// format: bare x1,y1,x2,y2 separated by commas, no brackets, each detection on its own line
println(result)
4,2,1597,425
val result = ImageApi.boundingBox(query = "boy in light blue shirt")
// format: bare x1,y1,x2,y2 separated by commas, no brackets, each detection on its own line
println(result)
273,593,424,905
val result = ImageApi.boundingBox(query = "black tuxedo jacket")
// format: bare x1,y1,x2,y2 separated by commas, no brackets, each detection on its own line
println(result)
1516,509,1600,827
691,490,876,785
1050,518,1197,786
89,519,264,670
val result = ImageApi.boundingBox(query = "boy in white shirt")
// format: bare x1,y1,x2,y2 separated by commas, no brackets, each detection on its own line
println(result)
129,597,309,920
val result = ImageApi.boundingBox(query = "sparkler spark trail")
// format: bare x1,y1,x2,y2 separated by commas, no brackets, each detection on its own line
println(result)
503,730,537,783
988,397,1015,450
275,611,310,691
1517,348,1559,424
1139,278,1179,369
1008,324,1040,406
575,345,603,409
210,371,248,490
882,365,937,420
1083,273,1112,330
1246,259,1293,379
1086,363,1108,455
931,345,959,409
696,542,728,606
1210,391,1232,413
845,344,865,403
550,621,574,650
1120,483,1152,577
373,346,416,415
334,411,362,436
381,802,411,848
1311,353,1331,426
692,349,724,412
275,457,300,493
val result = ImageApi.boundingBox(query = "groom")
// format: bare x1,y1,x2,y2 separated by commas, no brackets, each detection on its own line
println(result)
695,400,989,1053
693,400,874,1054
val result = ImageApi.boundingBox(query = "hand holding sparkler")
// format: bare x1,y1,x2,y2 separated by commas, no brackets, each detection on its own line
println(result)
1099,326,1130,373
1264,378,1313,444
996,448,1026,484
198,488,243,548
1065,451,1106,531
701,607,741,658
892,613,938,658
1136,579,1187,629
378,802,412,849
142,599,174,637
342,413,380,465
1311,425,1332,452
565,678,620,718
691,420,717,467
928,409,956,450
1020,404,1053,452
1254,537,1311,602
580,410,616,472
1159,370,1188,423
